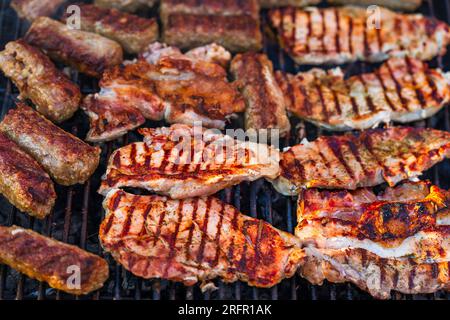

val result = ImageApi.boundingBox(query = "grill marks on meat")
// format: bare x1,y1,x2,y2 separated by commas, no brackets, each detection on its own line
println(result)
0,132,55,219
259,0,320,8
94,0,157,13
161,0,262,52
24,17,123,77
100,189,304,287
328,0,423,12
0,40,81,123
296,182,450,298
269,6,450,65
0,225,109,295
83,43,244,142
0,103,101,186
230,52,291,138
11,0,65,21
62,3,159,54
276,57,450,131
272,127,450,195
99,124,280,199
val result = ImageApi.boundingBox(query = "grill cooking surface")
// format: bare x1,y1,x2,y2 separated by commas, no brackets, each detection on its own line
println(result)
0,0,449,300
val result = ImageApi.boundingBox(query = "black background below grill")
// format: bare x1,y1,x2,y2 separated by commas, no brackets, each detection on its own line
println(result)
0,0,449,300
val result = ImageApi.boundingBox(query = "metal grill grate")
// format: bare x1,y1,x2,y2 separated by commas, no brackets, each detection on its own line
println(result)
0,0,449,300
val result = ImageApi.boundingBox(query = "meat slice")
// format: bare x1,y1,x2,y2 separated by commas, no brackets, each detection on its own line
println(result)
328,0,423,11
259,0,320,7
11,0,64,21
62,3,159,54
269,6,450,65
0,132,55,219
0,40,81,123
0,103,101,186
94,0,156,12
24,17,123,77
276,57,450,131
230,52,291,138
100,189,304,288
83,43,245,142
0,225,109,295
161,0,262,52
99,124,280,199
296,182,450,298
272,127,450,195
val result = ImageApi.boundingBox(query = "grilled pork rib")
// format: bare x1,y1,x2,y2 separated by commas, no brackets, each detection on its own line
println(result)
99,124,280,199
269,6,450,65
83,43,244,142
100,189,304,288
276,57,450,131
272,127,450,195
296,182,450,298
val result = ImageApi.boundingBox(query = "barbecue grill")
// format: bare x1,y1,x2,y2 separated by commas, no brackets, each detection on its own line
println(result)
0,0,449,301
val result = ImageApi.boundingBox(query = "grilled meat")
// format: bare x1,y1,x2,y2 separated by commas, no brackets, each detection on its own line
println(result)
0,225,109,295
0,40,81,123
61,3,159,54
11,0,64,21
99,124,280,199
0,132,55,219
100,189,304,288
161,0,262,52
94,0,156,12
328,0,423,12
260,0,319,8
269,6,450,65
0,103,101,186
83,43,244,142
24,17,123,77
276,57,450,131
231,52,291,138
272,127,450,195
297,182,450,298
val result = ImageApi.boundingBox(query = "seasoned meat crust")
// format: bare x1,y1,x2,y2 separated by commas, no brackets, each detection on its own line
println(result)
0,225,109,295
231,52,291,137
269,6,450,65
94,0,157,12
328,0,423,12
0,103,101,186
0,40,80,123
259,0,320,8
99,124,280,199
0,133,55,219
276,57,450,131
100,189,304,288
24,17,123,77
272,127,450,195
62,3,159,54
11,0,65,21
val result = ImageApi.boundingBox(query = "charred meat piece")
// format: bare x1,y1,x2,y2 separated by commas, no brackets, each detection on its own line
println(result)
269,6,450,65
0,132,55,219
0,103,101,186
231,52,291,138
83,43,244,142
161,0,262,52
328,0,423,11
11,0,65,21
272,127,450,195
94,0,156,12
297,182,450,298
61,3,159,54
100,189,304,288
259,0,320,7
0,40,81,123
276,57,450,131
0,225,109,295
24,17,123,77
99,124,280,199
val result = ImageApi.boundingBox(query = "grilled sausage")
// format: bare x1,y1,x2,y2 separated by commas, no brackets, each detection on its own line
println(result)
0,132,55,219
11,0,65,21
0,103,101,186
0,40,81,123
24,17,123,77
0,225,109,295
94,0,156,12
62,3,159,54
